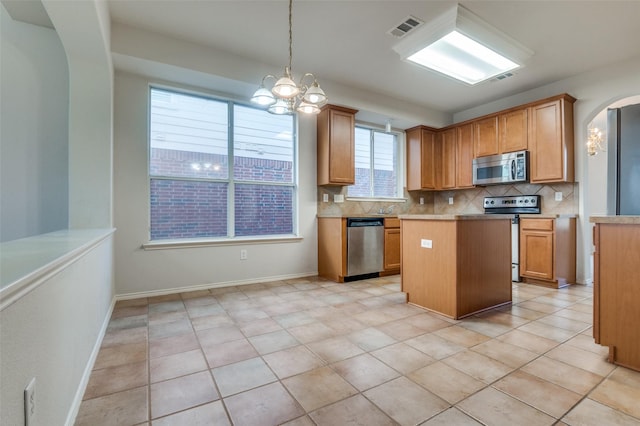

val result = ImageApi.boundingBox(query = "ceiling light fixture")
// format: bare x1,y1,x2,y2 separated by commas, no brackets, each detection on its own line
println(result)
392,4,533,85
251,0,327,115
587,126,605,156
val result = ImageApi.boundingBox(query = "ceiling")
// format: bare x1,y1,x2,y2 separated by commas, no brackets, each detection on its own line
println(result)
5,0,639,118
106,0,640,116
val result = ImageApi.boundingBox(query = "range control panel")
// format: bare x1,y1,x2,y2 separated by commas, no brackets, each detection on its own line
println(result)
484,195,541,214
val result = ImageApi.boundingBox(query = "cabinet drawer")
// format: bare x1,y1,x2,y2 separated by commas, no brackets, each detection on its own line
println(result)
385,218,400,228
521,218,554,231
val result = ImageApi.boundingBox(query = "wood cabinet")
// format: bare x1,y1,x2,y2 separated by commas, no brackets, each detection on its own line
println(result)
317,105,358,186
317,217,347,282
592,219,640,372
456,123,475,188
499,108,528,153
406,126,436,190
401,216,512,319
382,217,400,275
474,116,499,157
529,95,575,183
519,217,576,288
438,128,456,190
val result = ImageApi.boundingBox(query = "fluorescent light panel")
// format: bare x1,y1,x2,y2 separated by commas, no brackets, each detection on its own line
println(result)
393,4,533,85
407,31,519,85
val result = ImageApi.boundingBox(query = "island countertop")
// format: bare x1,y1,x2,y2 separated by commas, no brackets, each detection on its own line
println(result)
590,215,640,224
399,214,512,220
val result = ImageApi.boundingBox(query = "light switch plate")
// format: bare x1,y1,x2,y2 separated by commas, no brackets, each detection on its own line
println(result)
419,197,424,205
421,239,432,248
322,193,329,202
555,192,563,201
334,194,344,203
448,197,454,205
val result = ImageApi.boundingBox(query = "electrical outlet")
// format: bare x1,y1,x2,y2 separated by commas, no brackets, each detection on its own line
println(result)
419,197,424,205
555,192,563,201
322,193,329,202
24,378,36,426
448,197,454,205
420,239,432,248
334,194,344,203
240,249,247,260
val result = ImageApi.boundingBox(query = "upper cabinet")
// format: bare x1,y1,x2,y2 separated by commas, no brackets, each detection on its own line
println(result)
456,123,475,188
438,128,457,190
529,95,576,183
406,126,436,190
473,116,499,157
499,108,528,153
317,104,358,186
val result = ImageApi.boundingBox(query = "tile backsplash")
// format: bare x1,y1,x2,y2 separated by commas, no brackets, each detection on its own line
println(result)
317,183,578,216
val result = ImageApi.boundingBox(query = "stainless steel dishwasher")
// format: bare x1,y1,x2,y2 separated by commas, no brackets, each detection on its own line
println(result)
346,217,384,281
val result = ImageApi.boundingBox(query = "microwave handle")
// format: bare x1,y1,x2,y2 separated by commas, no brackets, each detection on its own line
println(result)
510,159,516,180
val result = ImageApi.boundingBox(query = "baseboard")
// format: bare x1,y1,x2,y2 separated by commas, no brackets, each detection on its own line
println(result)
116,271,319,300
64,296,117,426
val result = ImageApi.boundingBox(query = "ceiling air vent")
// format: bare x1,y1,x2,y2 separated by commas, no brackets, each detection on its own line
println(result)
388,15,424,38
491,72,516,82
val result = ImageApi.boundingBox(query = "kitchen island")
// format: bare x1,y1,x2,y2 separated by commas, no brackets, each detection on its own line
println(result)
399,214,512,319
591,216,640,372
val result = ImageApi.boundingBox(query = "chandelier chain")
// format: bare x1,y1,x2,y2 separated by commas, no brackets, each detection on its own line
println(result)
288,0,293,71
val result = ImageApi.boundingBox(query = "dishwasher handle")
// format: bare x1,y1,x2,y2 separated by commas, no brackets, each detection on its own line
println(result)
346,218,384,227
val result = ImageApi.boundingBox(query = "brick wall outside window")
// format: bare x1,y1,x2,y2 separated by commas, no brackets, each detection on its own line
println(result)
150,149,293,239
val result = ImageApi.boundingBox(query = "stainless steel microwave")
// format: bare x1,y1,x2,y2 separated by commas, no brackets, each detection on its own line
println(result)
472,150,528,185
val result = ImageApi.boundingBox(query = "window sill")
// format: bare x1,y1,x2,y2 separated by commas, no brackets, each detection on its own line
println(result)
142,235,304,250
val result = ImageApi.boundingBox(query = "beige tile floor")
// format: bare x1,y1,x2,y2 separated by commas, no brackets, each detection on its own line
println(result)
75,276,640,426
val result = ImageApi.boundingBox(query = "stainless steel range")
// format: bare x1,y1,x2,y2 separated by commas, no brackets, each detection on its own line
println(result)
484,195,541,282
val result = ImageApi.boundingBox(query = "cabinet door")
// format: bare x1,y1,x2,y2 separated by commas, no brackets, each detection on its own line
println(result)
317,105,357,185
500,108,528,153
456,124,474,188
420,129,436,190
328,109,355,184
406,127,435,191
474,116,499,157
520,230,554,280
384,228,401,271
529,100,566,182
439,129,456,189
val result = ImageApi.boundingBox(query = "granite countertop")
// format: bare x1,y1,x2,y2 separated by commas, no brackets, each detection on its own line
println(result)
398,214,512,220
590,215,640,224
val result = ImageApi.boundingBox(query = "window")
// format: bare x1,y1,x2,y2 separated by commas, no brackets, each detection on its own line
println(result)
348,126,400,198
149,88,296,241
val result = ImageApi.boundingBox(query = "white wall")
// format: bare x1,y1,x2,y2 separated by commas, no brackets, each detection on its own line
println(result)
0,1,117,424
113,71,320,295
0,4,69,242
44,0,114,229
0,235,114,426
454,55,640,285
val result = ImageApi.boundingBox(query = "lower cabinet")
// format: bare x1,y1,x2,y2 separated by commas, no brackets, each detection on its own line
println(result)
382,218,400,275
520,217,576,288
317,217,347,282
592,220,640,372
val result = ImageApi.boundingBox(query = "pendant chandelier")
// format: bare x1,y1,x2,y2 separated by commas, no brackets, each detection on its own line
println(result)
250,0,327,115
